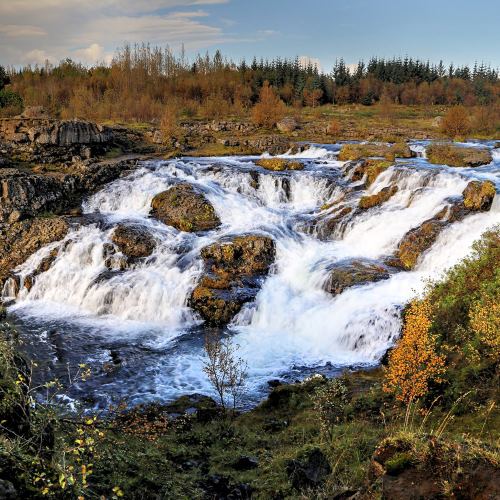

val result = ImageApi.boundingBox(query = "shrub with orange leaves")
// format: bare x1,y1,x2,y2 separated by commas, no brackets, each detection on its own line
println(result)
384,299,446,404
469,292,500,358
251,80,286,128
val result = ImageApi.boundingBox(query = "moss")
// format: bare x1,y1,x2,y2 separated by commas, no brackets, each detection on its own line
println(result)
359,184,398,209
255,158,303,171
427,143,492,167
364,159,392,186
338,143,412,161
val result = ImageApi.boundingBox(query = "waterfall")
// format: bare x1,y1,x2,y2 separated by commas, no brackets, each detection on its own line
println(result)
6,142,499,408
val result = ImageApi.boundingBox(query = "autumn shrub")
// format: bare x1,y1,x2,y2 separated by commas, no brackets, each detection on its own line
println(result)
440,105,471,138
384,298,446,404
160,102,181,143
251,80,286,128
326,118,342,137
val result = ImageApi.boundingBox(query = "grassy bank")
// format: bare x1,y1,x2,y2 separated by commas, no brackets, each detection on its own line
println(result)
0,229,498,498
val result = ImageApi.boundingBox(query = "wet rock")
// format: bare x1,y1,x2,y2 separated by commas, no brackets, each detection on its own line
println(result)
364,159,393,186
286,448,332,490
255,158,303,171
313,206,355,240
22,247,60,291
111,224,156,259
276,116,298,133
338,143,413,162
359,184,398,209
395,219,448,270
189,234,275,325
0,479,17,499
0,217,69,291
151,183,221,232
426,143,492,167
324,259,393,295
0,168,75,222
462,180,496,211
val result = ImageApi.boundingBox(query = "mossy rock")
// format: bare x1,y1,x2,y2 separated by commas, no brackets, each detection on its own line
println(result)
151,183,220,232
462,180,496,211
359,184,398,209
324,258,392,295
427,143,492,167
338,143,412,162
189,234,276,325
255,158,303,171
364,160,393,186
396,219,448,270
111,224,156,258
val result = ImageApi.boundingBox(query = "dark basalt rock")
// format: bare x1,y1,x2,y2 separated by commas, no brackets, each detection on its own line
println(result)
324,258,393,295
151,183,221,232
286,448,332,490
111,224,156,259
189,234,275,325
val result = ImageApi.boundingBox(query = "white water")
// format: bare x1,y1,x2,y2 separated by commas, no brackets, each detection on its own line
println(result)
6,142,500,408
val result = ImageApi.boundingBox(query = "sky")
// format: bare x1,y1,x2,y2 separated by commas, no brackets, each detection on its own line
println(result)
0,0,499,72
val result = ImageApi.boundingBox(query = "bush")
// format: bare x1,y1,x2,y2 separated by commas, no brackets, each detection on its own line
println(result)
251,80,286,128
313,378,349,436
0,89,23,115
440,105,470,138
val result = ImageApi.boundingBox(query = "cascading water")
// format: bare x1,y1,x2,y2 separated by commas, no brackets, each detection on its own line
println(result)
6,142,500,410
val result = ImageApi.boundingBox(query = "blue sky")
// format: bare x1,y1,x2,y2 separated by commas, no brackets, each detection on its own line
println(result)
1,0,499,71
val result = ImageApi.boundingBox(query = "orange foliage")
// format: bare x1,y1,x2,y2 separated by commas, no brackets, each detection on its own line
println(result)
384,299,446,404
251,81,286,128
440,105,471,138
469,296,500,358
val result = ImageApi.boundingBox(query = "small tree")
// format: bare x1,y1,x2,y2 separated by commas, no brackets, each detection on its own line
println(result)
251,80,286,128
440,105,470,138
313,378,348,438
203,330,248,413
384,299,446,405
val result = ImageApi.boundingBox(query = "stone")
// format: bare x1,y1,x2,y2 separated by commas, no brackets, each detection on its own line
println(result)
189,234,275,325
338,143,413,162
232,456,259,471
462,180,496,211
255,158,303,171
324,259,393,295
151,183,220,232
426,143,492,167
286,448,332,490
359,184,398,209
276,116,298,133
111,224,156,259
395,219,447,270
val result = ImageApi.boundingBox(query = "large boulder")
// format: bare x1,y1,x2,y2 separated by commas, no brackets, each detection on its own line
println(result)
462,180,496,211
338,143,413,162
276,117,298,133
426,143,492,167
359,184,398,209
255,158,303,171
189,234,275,325
0,217,69,292
151,183,220,232
324,259,393,295
111,224,156,259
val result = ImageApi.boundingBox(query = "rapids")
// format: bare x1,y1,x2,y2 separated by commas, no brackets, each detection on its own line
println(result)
4,141,500,410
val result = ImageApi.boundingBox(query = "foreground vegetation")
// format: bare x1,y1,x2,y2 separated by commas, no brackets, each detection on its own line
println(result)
0,227,498,498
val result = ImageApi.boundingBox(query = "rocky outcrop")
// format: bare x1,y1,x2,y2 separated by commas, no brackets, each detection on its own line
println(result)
255,158,303,171
189,234,275,325
111,224,156,259
286,448,331,491
426,143,492,167
338,143,413,162
0,157,139,223
359,184,398,209
462,180,496,211
0,117,113,163
395,219,447,270
0,217,69,292
151,184,221,232
324,259,393,295
0,168,75,222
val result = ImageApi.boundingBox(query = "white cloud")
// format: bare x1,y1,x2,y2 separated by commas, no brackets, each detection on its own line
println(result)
0,0,235,66
0,25,47,37
22,49,56,65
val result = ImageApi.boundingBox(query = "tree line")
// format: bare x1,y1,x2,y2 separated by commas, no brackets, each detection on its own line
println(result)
1,44,499,122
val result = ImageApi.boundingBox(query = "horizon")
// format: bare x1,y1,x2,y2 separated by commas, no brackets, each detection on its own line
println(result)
1,0,499,72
